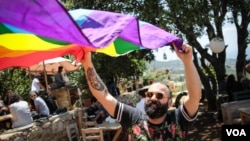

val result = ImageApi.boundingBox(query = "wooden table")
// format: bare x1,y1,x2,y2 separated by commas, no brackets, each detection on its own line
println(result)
238,107,250,125
94,122,122,141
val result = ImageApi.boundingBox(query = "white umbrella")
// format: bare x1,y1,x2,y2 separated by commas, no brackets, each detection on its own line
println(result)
28,57,80,75
28,57,81,92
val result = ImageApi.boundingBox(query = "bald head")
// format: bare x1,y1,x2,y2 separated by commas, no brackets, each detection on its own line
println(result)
148,82,172,98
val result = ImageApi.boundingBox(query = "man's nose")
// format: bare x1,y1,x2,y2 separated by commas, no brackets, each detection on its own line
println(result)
150,94,158,100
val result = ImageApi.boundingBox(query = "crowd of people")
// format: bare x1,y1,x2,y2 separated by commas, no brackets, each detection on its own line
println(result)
0,66,69,130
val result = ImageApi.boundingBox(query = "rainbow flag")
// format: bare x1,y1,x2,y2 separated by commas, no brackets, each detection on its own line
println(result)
0,0,183,70
0,23,84,70
69,9,183,56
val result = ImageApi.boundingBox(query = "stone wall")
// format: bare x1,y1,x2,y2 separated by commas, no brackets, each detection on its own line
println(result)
0,109,82,141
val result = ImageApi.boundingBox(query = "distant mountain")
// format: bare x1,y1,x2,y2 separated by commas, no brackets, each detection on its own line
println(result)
148,60,184,72
147,59,236,73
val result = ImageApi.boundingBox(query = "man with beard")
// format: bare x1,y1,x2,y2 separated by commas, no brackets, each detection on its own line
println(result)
80,43,201,140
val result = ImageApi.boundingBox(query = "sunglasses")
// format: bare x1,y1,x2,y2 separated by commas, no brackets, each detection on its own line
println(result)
145,92,165,100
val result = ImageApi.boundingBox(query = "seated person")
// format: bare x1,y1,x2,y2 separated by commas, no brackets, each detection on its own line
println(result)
38,91,59,115
135,88,148,115
2,87,14,114
31,73,46,93
54,66,66,88
2,93,33,128
0,98,11,129
86,97,108,124
0,88,14,129
29,91,50,118
0,98,7,116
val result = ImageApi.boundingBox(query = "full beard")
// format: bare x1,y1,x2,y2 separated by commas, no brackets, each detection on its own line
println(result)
145,100,169,119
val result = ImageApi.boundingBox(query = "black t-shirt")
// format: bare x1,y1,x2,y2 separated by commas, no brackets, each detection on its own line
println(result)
113,102,197,141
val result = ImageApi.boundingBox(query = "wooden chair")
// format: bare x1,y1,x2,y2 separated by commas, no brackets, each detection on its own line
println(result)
81,127,104,141
83,121,97,128
66,122,80,141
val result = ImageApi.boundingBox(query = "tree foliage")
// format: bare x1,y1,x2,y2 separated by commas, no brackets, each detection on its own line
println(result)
164,0,249,109
0,68,30,101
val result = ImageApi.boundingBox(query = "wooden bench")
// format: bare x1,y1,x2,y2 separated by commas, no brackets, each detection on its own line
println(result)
232,90,250,101
221,99,250,124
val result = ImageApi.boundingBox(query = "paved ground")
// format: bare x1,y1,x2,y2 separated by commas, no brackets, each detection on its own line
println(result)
186,102,223,141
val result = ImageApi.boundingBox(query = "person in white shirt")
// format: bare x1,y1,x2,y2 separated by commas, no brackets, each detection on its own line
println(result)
31,73,45,93
3,93,33,128
29,91,50,117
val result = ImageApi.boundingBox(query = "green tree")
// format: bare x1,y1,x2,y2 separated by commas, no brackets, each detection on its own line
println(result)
163,0,249,110
0,68,30,101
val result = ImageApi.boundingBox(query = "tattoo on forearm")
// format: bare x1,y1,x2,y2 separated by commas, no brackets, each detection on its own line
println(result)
86,67,105,91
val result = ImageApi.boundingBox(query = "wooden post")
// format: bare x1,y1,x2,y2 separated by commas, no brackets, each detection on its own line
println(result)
77,108,82,135
42,61,49,93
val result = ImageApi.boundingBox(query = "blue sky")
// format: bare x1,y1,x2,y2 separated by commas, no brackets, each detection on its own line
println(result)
154,23,250,61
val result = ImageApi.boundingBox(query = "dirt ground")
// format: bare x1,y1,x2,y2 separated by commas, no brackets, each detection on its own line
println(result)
186,102,223,141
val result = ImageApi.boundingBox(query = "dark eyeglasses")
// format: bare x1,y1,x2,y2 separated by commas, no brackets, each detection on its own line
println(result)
145,92,165,100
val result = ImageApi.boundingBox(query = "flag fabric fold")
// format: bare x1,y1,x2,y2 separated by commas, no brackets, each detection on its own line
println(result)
0,0,183,70
69,9,183,49
0,0,87,45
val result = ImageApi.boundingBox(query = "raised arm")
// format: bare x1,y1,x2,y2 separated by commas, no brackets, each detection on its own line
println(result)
174,43,202,117
80,51,118,117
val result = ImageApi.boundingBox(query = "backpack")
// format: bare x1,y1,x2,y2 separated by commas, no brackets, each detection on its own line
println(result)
40,94,58,115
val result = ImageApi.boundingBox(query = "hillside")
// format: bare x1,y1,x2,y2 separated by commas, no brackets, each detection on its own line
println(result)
148,59,237,74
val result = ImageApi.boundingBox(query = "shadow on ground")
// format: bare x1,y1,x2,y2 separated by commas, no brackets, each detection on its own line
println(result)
186,102,223,141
